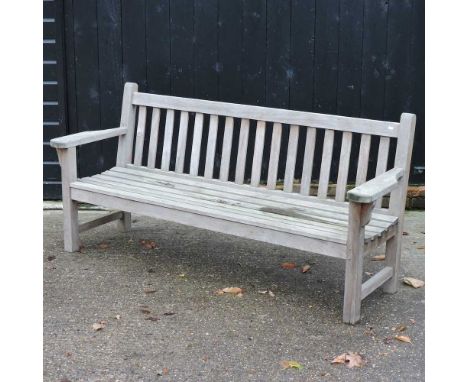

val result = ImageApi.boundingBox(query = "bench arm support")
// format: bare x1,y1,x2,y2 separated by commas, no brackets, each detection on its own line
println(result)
346,167,404,204
50,127,127,149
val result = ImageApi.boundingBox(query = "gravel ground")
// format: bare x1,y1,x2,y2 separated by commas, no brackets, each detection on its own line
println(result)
44,210,424,382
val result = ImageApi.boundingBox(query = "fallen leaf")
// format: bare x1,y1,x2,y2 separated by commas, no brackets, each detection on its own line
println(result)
302,264,311,273
157,368,169,376
365,271,374,276
140,239,158,249
65,352,72,357
214,289,225,295
258,290,268,294
403,277,425,288
281,262,296,270
145,316,160,322
97,242,109,250
409,319,416,324
395,335,412,343
92,321,106,331
178,273,187,278
268,290,275,297
115,314,121,320
395,324,407,332
47,256,56,261
221,287,244,295
144,288,157,294
371,255,385,261
332,352,364,368
280,360,304,369
140,308,151,314
163,312,176,316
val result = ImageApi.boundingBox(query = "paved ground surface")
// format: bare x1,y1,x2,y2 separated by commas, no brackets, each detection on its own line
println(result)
44,210,424,382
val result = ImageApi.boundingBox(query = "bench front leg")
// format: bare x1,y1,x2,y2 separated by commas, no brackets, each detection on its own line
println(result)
116,212,131,232
343,201,374,324
57,147,80,252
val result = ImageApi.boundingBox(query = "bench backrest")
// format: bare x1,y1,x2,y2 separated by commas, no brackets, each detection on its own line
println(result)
116,83,415,215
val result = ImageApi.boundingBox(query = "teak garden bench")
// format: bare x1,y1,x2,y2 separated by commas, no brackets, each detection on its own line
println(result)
51,83,415,324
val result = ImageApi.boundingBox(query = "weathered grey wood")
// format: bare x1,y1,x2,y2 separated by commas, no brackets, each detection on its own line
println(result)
78,211,123,233
50,127,127,149
384,113,416,293
375,136,390,208
133,92,400,137
343,201,366,324
283,125,299,192
235,119,250,184
250,121,266,187
347,168,404,203
190,113,204,175
116,212,131,232
356,134,372,185
175,111,189,173
133,106,147,166
147,108,161,168
71,187,346,258
335,132,353,202
267,123,282,190
219,117,234,181
317,129,335,198
57,148,80,252
161,109,175,171
116,82,138,166
204,115,219,179
300,128,317,195
361,266,393,300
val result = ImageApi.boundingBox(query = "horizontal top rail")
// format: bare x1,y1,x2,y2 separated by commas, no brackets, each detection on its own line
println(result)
132,92,400,138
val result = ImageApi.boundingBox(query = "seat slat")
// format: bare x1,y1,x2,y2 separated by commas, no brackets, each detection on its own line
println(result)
283,125,299,192
220,117,234,181
161,109,175,171
335,131,353,202
175,111,189,173
147,108,161,168
95,170,391,234
317,129,335,198
356,134,372,185
190,113,204,176
133,106,147,166
375,136,390,208
235,119,250,184
267,123,282,190
204,115,219,179
251,121,266,187
300,127,317,195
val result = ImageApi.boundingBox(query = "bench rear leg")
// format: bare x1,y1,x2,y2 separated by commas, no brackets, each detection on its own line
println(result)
117,212,131,232
382,230,401,294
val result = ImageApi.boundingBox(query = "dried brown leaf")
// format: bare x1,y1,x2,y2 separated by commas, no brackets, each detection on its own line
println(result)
301,264,311,273
281,262,296,270
145,316,160,322
97,242,109,250
163,312,176,316
47,256,56,262
92,322,106,331
403,277,425,288
332,352,364,368
222,287,244,295
395,335,412,343
371,255,385,261
140,239,158,249
140,308,151,314
268,290,275,297
280,360,303,369
144,288,157,294
395,324,407,332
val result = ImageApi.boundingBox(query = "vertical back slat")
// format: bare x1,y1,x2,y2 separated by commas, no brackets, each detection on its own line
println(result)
204,115,219,179
116,82,138,166
175,111,189,173
283,125,299,192
250,121,266,187
133,106,147,166
356,134,372,185
374,136,390,207
235,119,250,184
335,131,353,201
190,113,204,175
317,129,335,198
300,127,317,195
147,108,161,168
161,109,175,171
219,117,234,181
267,123,282,190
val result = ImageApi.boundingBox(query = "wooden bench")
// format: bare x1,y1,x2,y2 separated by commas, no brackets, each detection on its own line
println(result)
51,82,415,324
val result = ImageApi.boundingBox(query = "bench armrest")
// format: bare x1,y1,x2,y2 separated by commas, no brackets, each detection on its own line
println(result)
347,168,404,204
50,127,127,149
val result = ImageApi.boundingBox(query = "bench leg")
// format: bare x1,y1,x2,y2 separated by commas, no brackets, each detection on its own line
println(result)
116,212,131,232
343,202,366,324
63,198,80,252
382,229,401,294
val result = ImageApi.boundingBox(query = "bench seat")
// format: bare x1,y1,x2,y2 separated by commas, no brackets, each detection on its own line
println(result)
70,165,398,258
